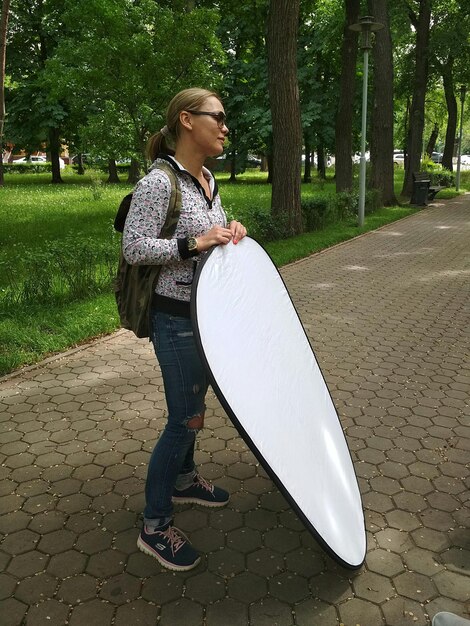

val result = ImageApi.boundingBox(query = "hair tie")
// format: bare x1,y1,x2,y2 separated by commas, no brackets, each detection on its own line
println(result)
160,125,170,138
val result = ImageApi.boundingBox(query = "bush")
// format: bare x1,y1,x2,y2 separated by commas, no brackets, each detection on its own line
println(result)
2,162,52,174
301,196,331,230
421,158,454,187
237,207,289,242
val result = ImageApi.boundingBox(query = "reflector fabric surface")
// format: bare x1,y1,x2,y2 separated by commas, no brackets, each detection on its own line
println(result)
191,237,366,568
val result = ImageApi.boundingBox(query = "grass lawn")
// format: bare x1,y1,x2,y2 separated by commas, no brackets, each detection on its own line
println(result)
1,167,468,376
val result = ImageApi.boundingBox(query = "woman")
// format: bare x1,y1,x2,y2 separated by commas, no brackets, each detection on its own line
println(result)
123,88,247,571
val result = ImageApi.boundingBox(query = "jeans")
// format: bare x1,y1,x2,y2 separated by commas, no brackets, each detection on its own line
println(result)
144,309,208,528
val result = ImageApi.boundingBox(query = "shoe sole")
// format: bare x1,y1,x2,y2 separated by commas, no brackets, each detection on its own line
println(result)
137,536,201,572
172,495,230,507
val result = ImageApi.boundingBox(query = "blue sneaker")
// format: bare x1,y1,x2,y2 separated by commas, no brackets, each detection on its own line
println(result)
137,522,200,571
172,473,229,508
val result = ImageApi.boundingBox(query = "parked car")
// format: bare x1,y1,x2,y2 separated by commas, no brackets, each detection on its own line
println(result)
14,155,47,163
393,152,405,166
430,151,443,163
459,154,470,165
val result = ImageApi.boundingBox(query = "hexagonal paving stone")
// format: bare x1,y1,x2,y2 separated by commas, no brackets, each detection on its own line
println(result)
376,528,413,553
86,549,127,578
114,599,159,626
25,598,70,625
208,547,246,578
366,548,404,577
206,598,248,626
285,548,324,578
14,572,58,605
1,529,39,555
159,597,203,626
338,597,383,626
310,571,352,604
99,572,141,604
393,571,438,602
264,527,300,554
68,598,114,626
47,549,87,578
37,529,76,555
295,598,338,626
269,571,309,603
228,571,268,603
7,550,49,578
185,570,226,604
433,570,470,602
226,527,262,554
57,574,97,605
0,597,28,626
382,596,428,626
352,570,395,603
141,571,184,604
249,597,294,626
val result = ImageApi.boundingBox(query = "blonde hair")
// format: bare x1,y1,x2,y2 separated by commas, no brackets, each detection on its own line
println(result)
147,88,221,161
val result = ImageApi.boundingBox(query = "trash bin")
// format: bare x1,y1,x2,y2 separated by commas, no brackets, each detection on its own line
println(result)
411,179,430,205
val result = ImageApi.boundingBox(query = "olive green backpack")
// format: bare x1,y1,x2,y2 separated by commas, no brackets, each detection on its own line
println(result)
113,162,182,338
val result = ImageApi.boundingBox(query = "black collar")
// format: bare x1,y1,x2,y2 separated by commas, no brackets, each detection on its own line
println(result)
156,153,219,204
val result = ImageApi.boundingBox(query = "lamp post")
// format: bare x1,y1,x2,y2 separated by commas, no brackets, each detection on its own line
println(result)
455,85,467,192
349,16,384,227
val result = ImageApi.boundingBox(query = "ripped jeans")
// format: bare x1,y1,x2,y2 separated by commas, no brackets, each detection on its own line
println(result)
144,310,208,528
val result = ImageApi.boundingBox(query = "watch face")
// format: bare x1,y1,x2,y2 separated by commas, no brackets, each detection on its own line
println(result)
188,237,198,251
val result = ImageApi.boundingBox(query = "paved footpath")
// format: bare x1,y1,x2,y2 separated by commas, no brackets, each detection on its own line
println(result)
1,196,469,626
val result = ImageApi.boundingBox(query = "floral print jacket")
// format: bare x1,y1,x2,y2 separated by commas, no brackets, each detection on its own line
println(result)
123,155,227,303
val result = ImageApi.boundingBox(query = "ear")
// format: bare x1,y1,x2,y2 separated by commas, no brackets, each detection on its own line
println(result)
179,110,192,132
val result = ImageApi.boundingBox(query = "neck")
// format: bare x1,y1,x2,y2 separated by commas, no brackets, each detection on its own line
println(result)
174,146,206,180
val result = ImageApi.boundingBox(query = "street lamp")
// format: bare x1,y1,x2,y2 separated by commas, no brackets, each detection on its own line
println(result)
455,85,467,192
349,16,384,227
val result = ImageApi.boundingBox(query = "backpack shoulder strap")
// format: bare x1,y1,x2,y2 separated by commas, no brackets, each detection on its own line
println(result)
155,161,182,239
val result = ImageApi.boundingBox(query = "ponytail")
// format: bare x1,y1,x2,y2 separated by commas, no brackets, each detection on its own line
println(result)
147,131,174,162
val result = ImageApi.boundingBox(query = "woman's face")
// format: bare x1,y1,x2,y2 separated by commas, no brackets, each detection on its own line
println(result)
187,96,229,157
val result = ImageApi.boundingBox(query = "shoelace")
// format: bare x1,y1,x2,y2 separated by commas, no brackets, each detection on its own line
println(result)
158,526,186,556
195,474,214,494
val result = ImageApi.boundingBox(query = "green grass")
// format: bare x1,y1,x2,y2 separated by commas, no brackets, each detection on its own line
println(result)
1,167,468,376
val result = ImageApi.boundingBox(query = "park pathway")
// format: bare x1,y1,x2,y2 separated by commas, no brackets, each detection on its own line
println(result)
0,195,469,626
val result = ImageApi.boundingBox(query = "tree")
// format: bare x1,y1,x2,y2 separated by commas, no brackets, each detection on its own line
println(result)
6,0,66,183
402,0,432,196
47,0,223,182
0,0,10,187
266,0,303,235
335,0,360,193
368,0,397,205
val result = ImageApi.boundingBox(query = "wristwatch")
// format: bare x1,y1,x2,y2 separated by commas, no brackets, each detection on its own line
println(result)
187,237,198,254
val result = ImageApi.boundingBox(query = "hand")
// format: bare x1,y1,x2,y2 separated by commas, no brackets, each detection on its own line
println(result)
196,225,233,251
228,220,247,245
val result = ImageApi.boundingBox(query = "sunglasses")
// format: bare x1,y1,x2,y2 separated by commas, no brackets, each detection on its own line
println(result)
187,110,227,128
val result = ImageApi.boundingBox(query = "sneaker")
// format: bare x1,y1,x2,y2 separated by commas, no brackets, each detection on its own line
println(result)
172,474,229,507
137,522,200,571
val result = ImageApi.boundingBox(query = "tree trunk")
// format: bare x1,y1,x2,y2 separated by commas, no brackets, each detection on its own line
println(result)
229,130,237,182
75,153,85,175
402,0,431,196
127,158,141,184
303,134,312,183
107,158,120,183
368,0,397,205
317,144,326,179
335,0,360,193
441,57,457,172
425,123,439,156
0,0,11,187
266,0,303,235
49,127,63,184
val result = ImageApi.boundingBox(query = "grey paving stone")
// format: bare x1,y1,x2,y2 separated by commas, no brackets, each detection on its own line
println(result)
24,598,70,625
114,599,159,626
159,597,203,626
68,598,114,626
56,574,97,604
249,597,295,626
